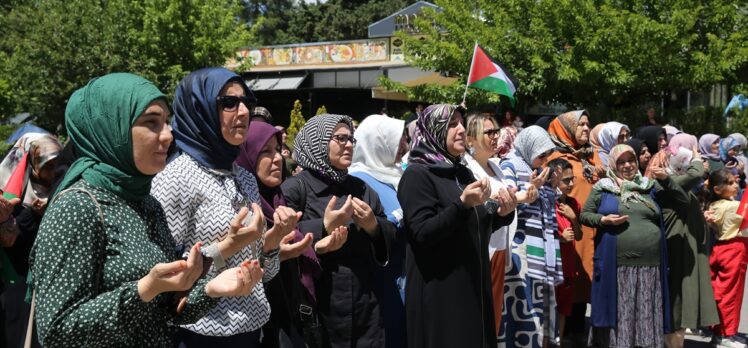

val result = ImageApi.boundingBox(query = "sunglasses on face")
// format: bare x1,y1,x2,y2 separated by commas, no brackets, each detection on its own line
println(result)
216,95,256,112
483,128,501,137
331,134,357,145
561,177,575,185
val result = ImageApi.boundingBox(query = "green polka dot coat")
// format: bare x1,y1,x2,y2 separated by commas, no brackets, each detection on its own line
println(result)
30,180,218,347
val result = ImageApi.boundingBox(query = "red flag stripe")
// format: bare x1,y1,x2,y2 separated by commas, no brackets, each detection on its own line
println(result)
467,45,499,84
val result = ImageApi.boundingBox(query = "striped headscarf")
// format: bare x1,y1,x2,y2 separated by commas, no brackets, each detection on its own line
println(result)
596,144,655,211
408,104,462,169
293,113,354,183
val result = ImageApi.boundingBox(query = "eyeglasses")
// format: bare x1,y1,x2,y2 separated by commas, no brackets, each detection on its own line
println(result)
560,177,575,185
331,134,357,145
216,95,256,112
483,128,501,137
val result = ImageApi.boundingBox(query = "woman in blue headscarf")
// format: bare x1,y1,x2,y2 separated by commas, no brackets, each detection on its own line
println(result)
151,67,300,347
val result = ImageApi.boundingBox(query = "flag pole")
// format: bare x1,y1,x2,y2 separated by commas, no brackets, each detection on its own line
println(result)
462,41,479,106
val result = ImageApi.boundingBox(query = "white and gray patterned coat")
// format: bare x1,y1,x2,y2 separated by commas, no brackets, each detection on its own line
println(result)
151,154,280,336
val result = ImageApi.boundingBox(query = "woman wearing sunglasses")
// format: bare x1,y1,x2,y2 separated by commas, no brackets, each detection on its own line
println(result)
281,114,395,347
31,73,261,347
151,67,295,347
462,112,521,338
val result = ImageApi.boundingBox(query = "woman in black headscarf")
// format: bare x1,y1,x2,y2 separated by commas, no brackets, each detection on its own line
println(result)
281,113,396,347
636,126,667,157
625,138,653,175
398,104,516,348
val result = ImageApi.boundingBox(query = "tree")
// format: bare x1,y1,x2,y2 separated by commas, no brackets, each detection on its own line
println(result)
315,105,328,115
0,0,253,129
252,0,416,45
287,99,306,148
384,0,748,114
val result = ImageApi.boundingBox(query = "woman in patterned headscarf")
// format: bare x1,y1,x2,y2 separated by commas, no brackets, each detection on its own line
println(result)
398,104,515,348
546,110,601,341
281,113,396,347
581,144,689,348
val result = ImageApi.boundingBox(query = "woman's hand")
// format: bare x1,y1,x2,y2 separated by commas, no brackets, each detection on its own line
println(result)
601,214,628,226
315,226,348,254
30,198,48,215
219,204,265,259
650,167,668,180
279,231,313,262
352,197,378,234
0,196,20,222
493,187,518,216
263,206,302,253
205,259,264,298
558,203,577,221
323,195,353,233
460,178,490,208
560,227,575,242
516,185,539,204
138,242,204,302
531,168,551,188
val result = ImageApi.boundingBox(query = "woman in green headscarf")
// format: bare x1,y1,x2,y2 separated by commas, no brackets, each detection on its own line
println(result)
30,73,263,348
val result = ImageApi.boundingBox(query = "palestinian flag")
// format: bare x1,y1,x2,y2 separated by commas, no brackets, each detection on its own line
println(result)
3,151,27,200
737,190,748,231
466,44,519,105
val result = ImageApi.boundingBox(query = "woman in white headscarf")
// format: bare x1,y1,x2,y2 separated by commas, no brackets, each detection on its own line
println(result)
349,114,408,348
596,122,630,167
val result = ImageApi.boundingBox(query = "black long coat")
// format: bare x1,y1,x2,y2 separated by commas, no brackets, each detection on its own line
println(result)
398,164,514,348
282,170,395,348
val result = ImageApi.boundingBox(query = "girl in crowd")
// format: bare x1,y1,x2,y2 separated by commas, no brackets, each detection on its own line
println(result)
545,158,582,345
0,132,62,348
645,133,720,347
463,113,517,336
547,110,600,342
699,133,722,173
581,144,688,348
499,125,560,347
706,169,748,348
30,73,261,347
151,67,287,347
282,113,395,347
398,104,515,348
235,122,324,348
349,114,409,348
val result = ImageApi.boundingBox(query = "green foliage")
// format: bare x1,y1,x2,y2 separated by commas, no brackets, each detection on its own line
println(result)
388,0,748,108
248,0,416,45
315,105,328,115
0,124,16,158
0,0,253,129
287,100,306,148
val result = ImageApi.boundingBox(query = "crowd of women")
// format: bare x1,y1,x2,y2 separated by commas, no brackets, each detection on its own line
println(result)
0,67,747,348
